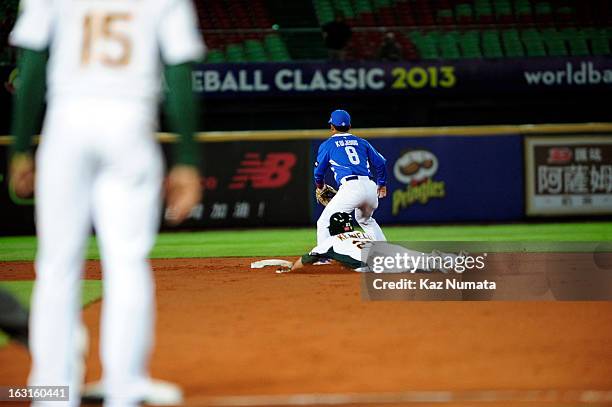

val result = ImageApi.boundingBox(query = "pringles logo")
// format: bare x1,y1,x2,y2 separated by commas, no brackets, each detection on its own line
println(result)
392,150,445,215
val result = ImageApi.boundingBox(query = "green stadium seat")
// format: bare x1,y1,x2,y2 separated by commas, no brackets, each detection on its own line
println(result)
456,3,474,19
225,43,246,63
333,0,355,18
586,28,611,56
541,28,568,56
502,29,525,57
410,31,440,59
482,30,504,58
315,0,335,23
521,28,547,57
514,0,532,16
562,28,590,56
264,34,291,61
475,5,493,18
493,0,512,19
474,0,493,10
245,40,268,62
440,31,461,59
354,0,373,14
534,2,552,16
437,9,453,18
556,6,573,13
206,49,226,63
460,31,482,58
373,0,391,8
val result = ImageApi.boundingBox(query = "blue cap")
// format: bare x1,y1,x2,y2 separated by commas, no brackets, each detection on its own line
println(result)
328,109,351,127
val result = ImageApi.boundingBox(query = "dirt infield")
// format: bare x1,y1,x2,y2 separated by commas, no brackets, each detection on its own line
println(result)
1,257,611,406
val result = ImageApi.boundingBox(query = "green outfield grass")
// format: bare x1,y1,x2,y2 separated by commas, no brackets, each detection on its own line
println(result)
0,280,102,347
0,222,611,262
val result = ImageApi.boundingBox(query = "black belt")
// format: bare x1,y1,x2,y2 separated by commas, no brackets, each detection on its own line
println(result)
344,175,374,182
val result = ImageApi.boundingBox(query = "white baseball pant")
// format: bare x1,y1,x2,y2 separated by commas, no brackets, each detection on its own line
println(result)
316,176,386,245
29,98,163,407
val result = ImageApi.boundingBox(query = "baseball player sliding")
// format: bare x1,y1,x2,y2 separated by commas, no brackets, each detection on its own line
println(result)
282,212,467,274
285,212,372,272
315,109,387,245
9,0,204,404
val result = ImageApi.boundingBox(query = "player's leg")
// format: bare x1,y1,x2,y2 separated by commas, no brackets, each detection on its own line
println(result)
29,108,93,407
91,107,164,406
355,180,386,241
316,184,362,244
355,207,386,241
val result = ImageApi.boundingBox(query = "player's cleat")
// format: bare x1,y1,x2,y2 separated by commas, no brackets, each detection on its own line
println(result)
81,379,183,406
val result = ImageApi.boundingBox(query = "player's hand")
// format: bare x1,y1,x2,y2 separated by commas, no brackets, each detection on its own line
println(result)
378,186,387,199
165,165,202,225
275,266,291,274
9,153,35,198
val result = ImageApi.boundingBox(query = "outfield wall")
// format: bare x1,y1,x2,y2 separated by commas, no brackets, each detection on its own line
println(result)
1,123,611,235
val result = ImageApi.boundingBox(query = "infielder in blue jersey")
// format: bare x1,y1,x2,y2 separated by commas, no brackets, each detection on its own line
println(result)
315,109,387,244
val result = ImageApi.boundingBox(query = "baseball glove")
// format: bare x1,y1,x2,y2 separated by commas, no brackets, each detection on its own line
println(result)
315,184,337,206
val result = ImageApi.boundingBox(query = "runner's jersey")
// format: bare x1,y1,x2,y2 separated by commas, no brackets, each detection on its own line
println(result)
303,231,373,269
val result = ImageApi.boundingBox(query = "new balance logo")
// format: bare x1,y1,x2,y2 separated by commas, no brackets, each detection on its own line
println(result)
229,152,296,189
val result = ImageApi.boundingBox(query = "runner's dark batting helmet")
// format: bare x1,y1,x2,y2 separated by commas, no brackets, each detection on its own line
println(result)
328,212,354,236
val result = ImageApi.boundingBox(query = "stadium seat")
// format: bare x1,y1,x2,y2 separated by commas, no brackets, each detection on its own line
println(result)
440,31,461,59
482,30,504,58
585,28,611,56
336,0,356,18
534,2,553,23
515,0,533,23
555,5,575,24
373,0,391,8
474,0,494,22
436,8,454,25
410,31,440,59
456,3,474,24
264,35,292,61
206,49,226,63
562,28,590,56
2,0,611,63
493,0,514,23
521,28,547,57
460,30,483,58
122,0,612,63
502,29,525,57
225,43,247,63
541,28,568,57
315,0,335,24
245,40,268,62
354,0,373,14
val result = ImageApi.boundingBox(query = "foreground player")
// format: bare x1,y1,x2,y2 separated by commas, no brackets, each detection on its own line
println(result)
315,109,387,245
9,0,204,404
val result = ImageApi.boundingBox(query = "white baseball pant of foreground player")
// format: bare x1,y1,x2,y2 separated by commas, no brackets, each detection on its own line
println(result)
9,0,204,405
